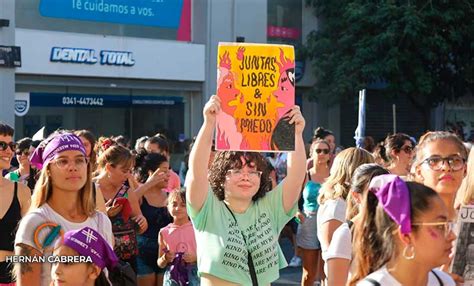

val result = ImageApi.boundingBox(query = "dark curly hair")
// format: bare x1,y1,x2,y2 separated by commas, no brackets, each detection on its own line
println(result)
208,151,273,201
134,148,168,183
312,126,333,142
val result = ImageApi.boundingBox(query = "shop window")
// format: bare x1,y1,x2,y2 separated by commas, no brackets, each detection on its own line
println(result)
267,0,302,44
46,115,63,135
23,115,41,138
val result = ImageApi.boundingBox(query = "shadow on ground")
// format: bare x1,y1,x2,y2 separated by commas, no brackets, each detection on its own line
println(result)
272,237,302,285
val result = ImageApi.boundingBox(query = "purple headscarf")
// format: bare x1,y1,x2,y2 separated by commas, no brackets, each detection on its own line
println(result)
62,227,118,270
369,174,412,234
30,133,86,169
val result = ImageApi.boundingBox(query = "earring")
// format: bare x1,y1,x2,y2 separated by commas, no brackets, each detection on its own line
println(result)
402,244,415,260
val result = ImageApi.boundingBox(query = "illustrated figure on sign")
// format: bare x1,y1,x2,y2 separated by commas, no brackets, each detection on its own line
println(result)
273,48,295,119
216,50,243,150
270,48,296,150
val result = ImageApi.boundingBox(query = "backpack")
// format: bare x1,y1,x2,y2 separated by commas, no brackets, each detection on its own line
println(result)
108,260,137,286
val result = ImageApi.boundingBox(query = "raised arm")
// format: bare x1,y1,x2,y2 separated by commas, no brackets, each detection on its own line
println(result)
282,105,306,213
134,168,169,200
186,95,220,212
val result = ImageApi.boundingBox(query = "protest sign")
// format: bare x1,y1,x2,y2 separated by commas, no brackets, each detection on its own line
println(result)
451,205,474,285
215,42,295,152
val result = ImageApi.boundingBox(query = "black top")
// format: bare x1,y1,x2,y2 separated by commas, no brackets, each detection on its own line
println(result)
139,196,171,239
0,182,20,251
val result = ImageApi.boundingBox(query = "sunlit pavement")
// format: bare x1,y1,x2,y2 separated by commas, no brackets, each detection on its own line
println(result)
273,238,302,285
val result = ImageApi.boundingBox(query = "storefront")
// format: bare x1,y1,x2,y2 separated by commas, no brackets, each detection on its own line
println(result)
14,28,204,146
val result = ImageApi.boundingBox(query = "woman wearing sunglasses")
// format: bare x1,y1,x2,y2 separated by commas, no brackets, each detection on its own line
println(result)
186,95,306,285
350,175,455,286
413,131,467,220
0,124,31,286
296,139,330,286
5,137,38,190
14,132,113,286
374,133,415,177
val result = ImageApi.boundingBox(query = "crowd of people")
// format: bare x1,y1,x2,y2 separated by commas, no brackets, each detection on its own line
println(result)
0,95,473,286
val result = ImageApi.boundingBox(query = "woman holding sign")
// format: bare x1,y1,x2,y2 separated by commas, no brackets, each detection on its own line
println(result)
186,95,306,285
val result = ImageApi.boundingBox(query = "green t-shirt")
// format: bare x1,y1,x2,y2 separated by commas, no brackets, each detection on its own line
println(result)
187,183,297,285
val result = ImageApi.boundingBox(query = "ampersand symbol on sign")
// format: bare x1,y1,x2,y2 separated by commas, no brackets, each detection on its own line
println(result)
254,88,262,99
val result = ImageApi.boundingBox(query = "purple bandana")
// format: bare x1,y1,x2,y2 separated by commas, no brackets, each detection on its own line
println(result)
30,133,86,169
62,227,118,270
369,174,412,234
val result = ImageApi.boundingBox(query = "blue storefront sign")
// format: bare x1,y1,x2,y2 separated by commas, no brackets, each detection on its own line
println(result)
39,0,184,28
30,93,183,108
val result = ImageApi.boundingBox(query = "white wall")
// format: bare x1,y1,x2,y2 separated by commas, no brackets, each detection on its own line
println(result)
15,28,205,82
0,0,16,126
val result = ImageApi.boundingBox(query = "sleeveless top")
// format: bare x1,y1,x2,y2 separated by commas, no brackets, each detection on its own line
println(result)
140,196,172,239
302,173,322,213
0,182,20,251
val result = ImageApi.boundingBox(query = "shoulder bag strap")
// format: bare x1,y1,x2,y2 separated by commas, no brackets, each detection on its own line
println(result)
430,270,443,286
346,220,354,229
224,203,259,286
361,278,381,286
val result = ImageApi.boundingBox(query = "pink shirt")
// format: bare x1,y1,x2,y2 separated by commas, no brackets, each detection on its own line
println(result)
159,221,197,255
165,170,181,192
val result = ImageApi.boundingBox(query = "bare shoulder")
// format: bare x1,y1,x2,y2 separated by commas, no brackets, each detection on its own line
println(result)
17,183,32,214
18,183,32,200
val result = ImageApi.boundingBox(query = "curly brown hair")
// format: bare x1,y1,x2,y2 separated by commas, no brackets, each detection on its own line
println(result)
208,151,273,201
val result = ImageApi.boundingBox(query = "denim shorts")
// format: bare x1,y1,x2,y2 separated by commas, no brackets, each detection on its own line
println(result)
296,212,321,250
136,236,166,276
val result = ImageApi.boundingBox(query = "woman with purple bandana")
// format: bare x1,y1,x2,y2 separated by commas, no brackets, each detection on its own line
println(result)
349,175,456,286
51,227,118,286
13,132,113,286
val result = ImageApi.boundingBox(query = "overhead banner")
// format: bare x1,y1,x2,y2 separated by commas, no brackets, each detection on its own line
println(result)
39,0,184,28
215,42,295,152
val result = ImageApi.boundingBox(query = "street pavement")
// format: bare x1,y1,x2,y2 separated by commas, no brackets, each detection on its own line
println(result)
272,238,302,285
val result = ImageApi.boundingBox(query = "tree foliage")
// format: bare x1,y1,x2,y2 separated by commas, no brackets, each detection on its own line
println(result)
305,0,474,109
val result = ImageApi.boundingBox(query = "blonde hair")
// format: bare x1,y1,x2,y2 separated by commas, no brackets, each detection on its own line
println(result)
456,147,474,207
414,131,467,167
30,162,96,216
318,147,374,205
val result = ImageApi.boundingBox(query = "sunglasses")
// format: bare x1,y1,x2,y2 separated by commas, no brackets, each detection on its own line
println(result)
400,145,414,154
16,150,30,156
0,141,16,152
314,148,330,155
